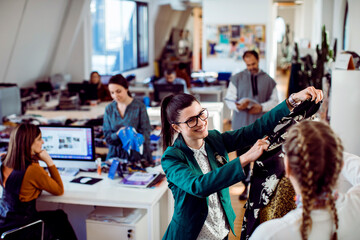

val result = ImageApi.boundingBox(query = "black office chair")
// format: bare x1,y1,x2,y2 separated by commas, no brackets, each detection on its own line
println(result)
1,219,44,240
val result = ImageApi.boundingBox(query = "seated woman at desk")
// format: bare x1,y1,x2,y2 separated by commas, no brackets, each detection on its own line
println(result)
0,123,77,240
160,87,322,240
89,71,112,102
103,74,152,165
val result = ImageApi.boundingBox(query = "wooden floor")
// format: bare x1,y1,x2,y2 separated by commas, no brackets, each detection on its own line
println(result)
226,69,289,239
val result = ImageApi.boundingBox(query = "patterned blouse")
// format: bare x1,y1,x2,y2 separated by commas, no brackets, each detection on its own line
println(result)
103,99,152,162
188,143,229,240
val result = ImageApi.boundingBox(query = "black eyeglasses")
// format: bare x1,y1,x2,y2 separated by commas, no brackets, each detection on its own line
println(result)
174,108,209,128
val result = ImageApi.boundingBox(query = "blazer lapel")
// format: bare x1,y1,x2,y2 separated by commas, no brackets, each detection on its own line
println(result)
173,134,203,175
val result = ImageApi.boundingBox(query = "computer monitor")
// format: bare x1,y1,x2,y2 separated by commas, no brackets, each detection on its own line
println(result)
0,84,21,124
39,125,96,169
153,83,184,102
67,83,98,104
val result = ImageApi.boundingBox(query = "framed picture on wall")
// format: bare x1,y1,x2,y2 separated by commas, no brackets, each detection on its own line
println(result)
206,24,266,60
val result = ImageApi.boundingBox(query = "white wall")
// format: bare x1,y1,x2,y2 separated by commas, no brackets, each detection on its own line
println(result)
332,0,346,53
0,0,157,88
331,0,360,54
202,0,274,76
347,0,360,53
0,0,69,87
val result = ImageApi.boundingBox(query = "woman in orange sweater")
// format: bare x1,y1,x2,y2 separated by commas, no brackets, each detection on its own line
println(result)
0,123,77,240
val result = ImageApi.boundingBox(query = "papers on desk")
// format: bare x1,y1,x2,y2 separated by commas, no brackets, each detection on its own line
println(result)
224,98,259,112
119,172,164,188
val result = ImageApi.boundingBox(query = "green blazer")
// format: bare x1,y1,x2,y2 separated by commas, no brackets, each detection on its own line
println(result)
161,101,290,240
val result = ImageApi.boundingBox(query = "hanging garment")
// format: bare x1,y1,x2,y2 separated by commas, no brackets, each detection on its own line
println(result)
240,99,321,240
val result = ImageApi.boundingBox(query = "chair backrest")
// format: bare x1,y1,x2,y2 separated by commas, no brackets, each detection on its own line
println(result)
1,220,44,240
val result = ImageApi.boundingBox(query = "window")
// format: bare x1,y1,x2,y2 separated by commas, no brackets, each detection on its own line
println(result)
91,0,149,75
275,17,286,43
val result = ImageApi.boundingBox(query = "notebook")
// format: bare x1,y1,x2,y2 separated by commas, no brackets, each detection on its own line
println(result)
119,172,163,188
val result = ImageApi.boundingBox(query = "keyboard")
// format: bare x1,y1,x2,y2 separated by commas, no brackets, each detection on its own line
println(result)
57,167,80,177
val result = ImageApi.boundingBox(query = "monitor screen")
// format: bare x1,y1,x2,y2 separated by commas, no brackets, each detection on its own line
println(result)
39,125,95,169
153,83,184,102
67,83,98,103
0,85,21,124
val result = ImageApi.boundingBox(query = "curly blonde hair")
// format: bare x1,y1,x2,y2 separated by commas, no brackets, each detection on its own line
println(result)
283,120,343,240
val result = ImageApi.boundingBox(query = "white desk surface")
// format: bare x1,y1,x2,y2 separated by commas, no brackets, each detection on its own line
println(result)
39,172,168,208
0,171,170,240
38,171,170,240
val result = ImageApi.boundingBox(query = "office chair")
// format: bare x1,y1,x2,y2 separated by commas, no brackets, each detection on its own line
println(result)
0,219,44,240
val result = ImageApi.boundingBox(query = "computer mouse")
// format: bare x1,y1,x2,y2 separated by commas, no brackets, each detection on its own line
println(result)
80,177,92,184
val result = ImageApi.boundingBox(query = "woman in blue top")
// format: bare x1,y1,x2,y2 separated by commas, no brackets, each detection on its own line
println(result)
160,87,323,240
103,74,152,164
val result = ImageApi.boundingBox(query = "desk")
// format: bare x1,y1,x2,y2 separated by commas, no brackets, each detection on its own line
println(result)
36,172,172,240
129,85,154,97
190,85,225,102
26,101,224,131
129,84,225,103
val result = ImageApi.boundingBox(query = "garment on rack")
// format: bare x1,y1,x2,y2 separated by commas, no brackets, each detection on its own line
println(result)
240,99,321,240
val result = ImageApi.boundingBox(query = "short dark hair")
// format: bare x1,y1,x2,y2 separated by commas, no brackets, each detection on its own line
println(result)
108,74,131,97
243,50,259,60
164,66,176,75
90,71,100,78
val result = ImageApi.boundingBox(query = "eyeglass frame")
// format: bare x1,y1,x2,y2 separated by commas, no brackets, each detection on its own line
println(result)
173,108,209,128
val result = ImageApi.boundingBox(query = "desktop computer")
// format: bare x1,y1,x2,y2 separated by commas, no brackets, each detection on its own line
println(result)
153,83,184,103
67,82,98,105
38,125,96,170
0,84,22,124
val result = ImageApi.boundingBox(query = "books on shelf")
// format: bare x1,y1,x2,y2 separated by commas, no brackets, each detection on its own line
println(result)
119,172,165,188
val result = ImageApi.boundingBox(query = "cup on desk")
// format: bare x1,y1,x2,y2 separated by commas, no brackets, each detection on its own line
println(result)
90,100,98,106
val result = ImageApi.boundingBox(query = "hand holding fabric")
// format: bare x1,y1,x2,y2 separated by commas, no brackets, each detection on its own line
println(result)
292,86,323,104
239,137,269,167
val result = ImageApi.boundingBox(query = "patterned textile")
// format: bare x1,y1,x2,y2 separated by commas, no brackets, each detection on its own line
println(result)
259,176,296,223
188,144,229,240
240,99,321,240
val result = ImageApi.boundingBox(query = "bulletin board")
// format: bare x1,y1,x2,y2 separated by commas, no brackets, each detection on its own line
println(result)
206,24,266,60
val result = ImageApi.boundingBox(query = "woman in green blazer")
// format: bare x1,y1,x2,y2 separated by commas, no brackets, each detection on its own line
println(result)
160,87,323,240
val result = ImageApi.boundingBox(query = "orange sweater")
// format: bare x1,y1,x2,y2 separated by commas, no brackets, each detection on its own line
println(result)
19,163,64,202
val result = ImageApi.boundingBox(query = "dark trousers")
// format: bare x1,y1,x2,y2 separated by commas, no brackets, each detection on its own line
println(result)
38,209,77,240
0,210,77,240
